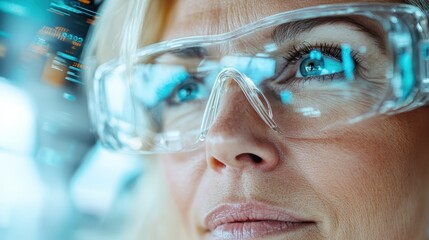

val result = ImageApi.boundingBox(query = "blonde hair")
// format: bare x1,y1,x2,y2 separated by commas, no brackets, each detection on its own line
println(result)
126,161,188,240
83,0,168,64
83,0,189,239
83,0,429,239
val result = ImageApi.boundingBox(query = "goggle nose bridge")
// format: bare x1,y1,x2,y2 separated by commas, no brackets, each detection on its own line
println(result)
199,67,280,140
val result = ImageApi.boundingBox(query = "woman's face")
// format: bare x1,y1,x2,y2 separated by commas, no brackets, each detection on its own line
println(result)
158,0,429,239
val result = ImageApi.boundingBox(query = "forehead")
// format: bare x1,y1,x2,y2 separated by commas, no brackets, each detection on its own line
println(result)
161,0,402,40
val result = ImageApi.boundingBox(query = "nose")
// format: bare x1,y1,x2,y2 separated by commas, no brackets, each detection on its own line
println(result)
205,77,280,173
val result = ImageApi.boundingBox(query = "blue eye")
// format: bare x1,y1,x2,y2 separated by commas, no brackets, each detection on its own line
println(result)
296,53,344,78
170,80,209,104
178,82,199,101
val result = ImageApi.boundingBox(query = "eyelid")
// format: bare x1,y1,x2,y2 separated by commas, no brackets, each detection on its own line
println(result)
282,42,365,72
270,43,360,86
284,42,344,64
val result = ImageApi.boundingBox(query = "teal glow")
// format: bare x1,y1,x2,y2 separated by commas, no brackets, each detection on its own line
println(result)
138,64,189,107
57,51,78,62
341,44,355,81
63,93,76,101
280,90,293,104
0,2,27,16
155,69,189,103
399,52,414,100
423,43,429,60
0,31,10,39
310,49,322,60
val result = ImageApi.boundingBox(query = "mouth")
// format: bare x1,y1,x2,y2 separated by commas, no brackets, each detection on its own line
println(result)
205,202,315,239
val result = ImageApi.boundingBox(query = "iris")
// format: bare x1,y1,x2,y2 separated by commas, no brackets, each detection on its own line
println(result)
297,49,343,78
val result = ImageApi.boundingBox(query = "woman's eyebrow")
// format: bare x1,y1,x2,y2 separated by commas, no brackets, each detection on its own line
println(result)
271,17,385,50
167,17,385,59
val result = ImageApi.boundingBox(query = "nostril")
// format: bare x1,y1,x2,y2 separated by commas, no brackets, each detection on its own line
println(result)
236,153,263,164
250,154,263,164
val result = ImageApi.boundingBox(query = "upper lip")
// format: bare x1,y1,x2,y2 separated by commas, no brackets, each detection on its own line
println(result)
204,202,312,231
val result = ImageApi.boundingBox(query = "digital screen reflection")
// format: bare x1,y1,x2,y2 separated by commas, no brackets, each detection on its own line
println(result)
0,1,142,240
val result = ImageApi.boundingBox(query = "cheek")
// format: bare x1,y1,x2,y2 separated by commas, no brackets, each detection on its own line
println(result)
160,151,207,221
301,138,406,194
291,118,426,236
298,141,408,208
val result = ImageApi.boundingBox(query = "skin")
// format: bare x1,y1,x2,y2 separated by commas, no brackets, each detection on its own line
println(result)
157,0,429,239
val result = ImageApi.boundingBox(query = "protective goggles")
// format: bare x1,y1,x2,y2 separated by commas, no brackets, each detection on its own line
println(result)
89,3,429,153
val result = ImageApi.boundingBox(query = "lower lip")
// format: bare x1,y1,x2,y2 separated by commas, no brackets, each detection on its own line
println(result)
211,220,311,239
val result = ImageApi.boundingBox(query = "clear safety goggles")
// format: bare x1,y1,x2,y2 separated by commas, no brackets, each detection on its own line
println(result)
89,3,429,153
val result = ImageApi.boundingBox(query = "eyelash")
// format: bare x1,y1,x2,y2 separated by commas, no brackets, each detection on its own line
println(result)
270,42,363,85
283,42,361,64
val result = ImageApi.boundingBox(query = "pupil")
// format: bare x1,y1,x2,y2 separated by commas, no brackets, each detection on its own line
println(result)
178,83,197,101
300,57,325,77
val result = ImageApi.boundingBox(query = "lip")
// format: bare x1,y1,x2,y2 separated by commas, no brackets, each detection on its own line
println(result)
205,202,315,239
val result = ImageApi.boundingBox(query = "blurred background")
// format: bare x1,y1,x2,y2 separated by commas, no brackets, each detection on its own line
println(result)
0,0,142,239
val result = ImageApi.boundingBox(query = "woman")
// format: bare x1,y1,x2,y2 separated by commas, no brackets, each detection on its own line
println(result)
84,0,429,239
